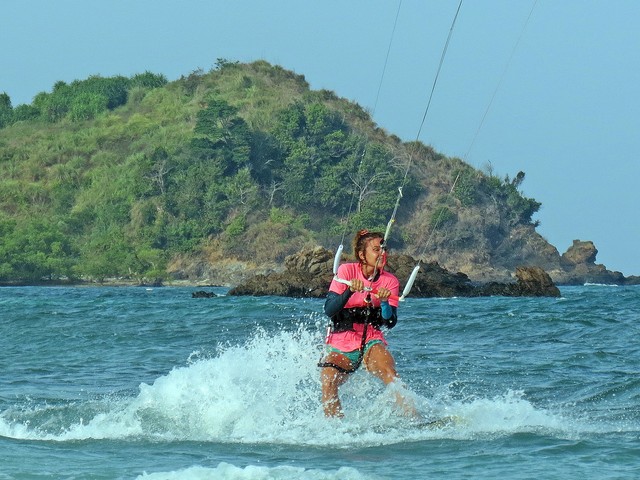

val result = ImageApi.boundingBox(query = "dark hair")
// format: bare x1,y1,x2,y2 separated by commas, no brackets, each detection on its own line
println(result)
352,229,384,259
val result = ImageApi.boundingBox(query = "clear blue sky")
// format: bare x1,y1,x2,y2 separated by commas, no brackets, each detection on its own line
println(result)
2,1,639,276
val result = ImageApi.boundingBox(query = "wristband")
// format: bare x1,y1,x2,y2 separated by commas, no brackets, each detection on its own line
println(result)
381,300,392,319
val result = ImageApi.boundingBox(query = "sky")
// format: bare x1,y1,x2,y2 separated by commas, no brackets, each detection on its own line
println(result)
2,0,639,276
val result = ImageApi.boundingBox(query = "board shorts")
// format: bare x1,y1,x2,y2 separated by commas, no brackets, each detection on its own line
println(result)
326,339,384,365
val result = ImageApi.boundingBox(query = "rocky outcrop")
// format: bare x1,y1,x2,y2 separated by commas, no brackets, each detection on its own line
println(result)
228,247,561,298
477,266,560,297
168,254,279,287
192,290,218,298
562,240,598,265
227,246,333,297
552,240,640,285
454,237,639,286
167,235,638,288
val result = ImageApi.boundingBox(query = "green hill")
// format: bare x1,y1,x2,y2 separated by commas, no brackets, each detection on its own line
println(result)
0,60,557,285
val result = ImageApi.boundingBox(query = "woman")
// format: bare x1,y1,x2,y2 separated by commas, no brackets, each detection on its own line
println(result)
320,229,415,418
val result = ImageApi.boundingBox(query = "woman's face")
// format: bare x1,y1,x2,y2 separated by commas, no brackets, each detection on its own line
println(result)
360,237,384,267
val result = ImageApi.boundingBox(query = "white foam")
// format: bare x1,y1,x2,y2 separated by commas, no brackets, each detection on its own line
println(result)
0,322,581,444
136,462,374,480
449,389,569,436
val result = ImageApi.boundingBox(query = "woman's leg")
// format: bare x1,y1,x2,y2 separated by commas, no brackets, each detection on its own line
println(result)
320,351,351,417
364,342,398,384
364,343,419,417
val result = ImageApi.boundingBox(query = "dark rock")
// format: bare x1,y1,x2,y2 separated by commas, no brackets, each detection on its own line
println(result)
477,266,560,297
513,266,561,296
192,290,217,298
228,247,333,298
386,255,476,298
624,275,640,285
228,247,561,298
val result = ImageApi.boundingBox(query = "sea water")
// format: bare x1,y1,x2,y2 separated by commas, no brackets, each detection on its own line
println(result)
1,285,638,479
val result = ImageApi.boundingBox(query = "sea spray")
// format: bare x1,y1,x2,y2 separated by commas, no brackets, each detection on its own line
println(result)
1,319,580,445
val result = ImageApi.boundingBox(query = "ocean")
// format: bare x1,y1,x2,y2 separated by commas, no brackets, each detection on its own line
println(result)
1,285,638,479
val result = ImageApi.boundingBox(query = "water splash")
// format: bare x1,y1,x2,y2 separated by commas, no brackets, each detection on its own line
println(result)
1,322,584,445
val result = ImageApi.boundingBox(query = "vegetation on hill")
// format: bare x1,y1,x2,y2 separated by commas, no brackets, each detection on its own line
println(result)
0,60,545,284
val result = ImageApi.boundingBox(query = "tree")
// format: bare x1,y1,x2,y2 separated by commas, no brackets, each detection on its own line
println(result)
130,71,168,89
225,167,258,206
0,218,76,281
146,147,172,195
75,225,131,281
272,102,305,152
0,93,12,128
69,92,109,121
72,75,129,109
33,87,72,122
12,104,39,122
192,98,252,175
282,142,315,207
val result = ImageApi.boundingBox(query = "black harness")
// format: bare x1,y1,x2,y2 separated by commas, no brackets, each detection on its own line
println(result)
318,294,375,374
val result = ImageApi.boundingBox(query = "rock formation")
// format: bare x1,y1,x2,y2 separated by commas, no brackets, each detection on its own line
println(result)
552,240,639,285
228,247,562,298
192,290,217,298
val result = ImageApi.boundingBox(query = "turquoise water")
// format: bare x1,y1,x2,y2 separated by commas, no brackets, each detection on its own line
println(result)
1,285,638,479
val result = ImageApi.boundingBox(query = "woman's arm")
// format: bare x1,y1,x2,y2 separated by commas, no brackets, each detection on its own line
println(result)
324,289,353,317
381,301,398,329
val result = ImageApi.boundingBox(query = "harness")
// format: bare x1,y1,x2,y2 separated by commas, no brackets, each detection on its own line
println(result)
317,293,374,374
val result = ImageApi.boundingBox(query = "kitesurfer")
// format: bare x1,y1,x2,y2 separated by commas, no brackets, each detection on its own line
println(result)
319,229,417,418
